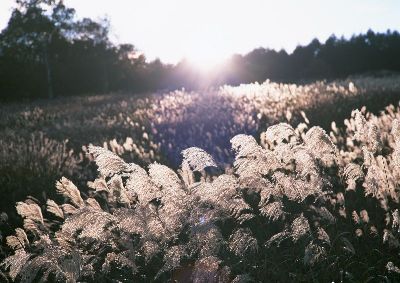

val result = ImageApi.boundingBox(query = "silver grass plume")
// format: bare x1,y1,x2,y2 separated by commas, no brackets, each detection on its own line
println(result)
87,177,108,193
126,163,161,205
108,174,132,205
392,119,400,144
383,229,400,249
309,205,336,225
264,123,298,147
352,110,382,153
181,147,218,172
142,240,161,262
85,198,101,210
343,163,364,191
228,228,258,257
259,200,285,222
352,211,361,225
363,155,397,208
16,201,44,234
273,172,324,202
291,214,311,242
368,124,382,153
353,109,368,141
240,174,273,198
157,245,187,276
387,262,400,274
1,250,30,281
16,202,43,224
362,146,374,168
17,246,81,283
211,174,253,224
88,145,130,177
60,204,78,216
46,199,64,219
290,146,320,177
360,209,370,223
392,209,400,232
6,228,29,250
304,126,337,166
188,208,224,258
231,134,279,177
56,177,84,208
191,256,230,283
391,119,400,166
231,134,262,158
265,231,291,247
102,251,137,276
59,208,115,244
149,163,182,192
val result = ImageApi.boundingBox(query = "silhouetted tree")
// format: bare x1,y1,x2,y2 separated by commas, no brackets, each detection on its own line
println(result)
1,0,400,102
0,0,76,98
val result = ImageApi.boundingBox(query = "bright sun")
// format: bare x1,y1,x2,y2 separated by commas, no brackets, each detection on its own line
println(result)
185,50,228,71
187,57,222,71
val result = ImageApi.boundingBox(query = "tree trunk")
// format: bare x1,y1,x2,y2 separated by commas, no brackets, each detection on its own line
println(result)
43,38,54,99
102,61,109,93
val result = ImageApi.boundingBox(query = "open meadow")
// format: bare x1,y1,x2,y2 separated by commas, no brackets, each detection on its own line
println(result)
2,0,400,281
1,75,400,281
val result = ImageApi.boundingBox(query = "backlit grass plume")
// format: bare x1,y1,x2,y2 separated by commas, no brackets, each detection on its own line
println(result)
2,105,400,282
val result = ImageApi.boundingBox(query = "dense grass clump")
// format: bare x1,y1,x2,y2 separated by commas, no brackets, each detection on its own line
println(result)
2,103,400,282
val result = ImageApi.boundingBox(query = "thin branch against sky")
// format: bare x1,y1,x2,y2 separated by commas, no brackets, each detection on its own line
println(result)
1,0,399,65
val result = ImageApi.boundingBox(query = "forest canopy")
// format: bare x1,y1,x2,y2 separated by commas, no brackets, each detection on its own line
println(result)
0,0,400,100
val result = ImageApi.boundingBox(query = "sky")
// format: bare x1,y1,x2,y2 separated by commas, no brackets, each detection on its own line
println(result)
1,0,400,67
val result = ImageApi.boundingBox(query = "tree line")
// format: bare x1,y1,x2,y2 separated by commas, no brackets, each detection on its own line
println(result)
1,0,400,101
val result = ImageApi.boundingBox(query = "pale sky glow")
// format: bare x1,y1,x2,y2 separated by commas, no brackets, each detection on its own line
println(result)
1,0,399,66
